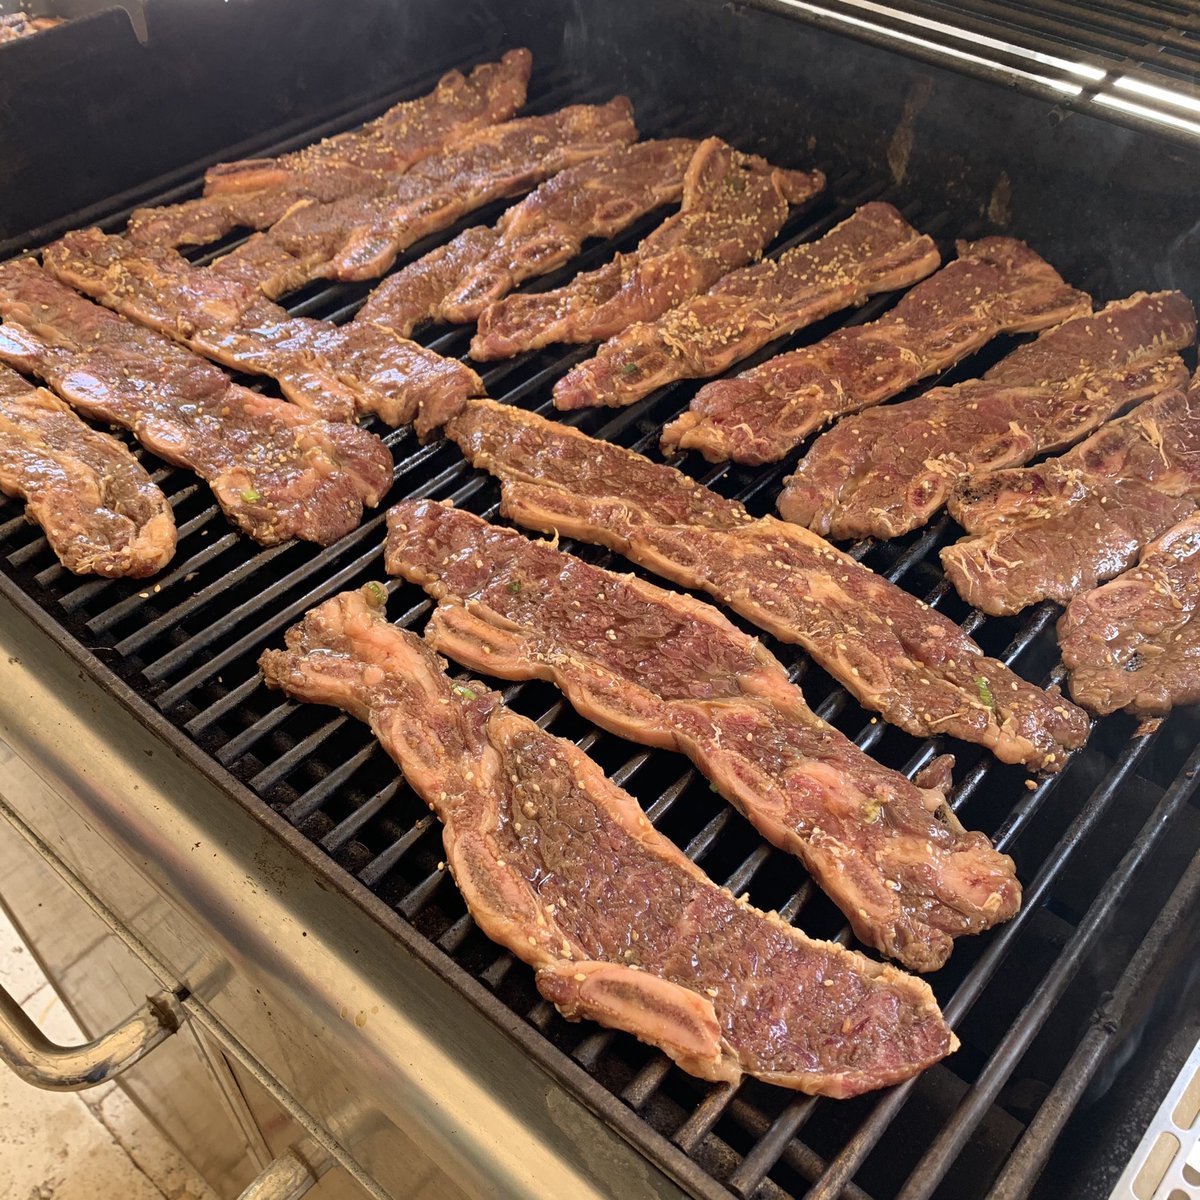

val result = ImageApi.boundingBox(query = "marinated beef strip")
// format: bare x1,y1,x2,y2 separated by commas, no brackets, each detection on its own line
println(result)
0,261,392,546
0,365,175,577
779,292,1197,541
209,98,638,299
259,587,956,1096
553,202,940,410
43,229,483,428
357,138,699,335
469,139,825,360
1058,512,1200,717
447,399,1090,772
127,51,533,251
941,381,1200,617
385,501,1021,973
661,238,1091,464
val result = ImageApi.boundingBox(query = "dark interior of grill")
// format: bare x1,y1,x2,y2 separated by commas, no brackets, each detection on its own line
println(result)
2,2,1199,1197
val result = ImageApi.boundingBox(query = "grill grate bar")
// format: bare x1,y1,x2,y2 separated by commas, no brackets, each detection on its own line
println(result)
671,1081,740,1153
622,1055,674,1110
397,867,450,920
989,832,1200,1196
897,735,1200,1200
782,0,1200,146
728,1095,820,1197
112,538,285,649
86,533,243,635
802,727,1161,1200
357,812,436,890
318,774,398,853
729,1092,875,1200
151,538,389,703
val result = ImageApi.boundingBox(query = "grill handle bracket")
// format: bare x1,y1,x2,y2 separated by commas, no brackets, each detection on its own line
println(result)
0,981,186,1091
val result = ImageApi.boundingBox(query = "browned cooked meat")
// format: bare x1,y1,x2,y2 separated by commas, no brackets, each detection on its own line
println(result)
469,138,825,360
0,261,392,546
0,365,174,577
126,51,532,250
357,138,698,334
42,229,483,428
384,501,1022,973
208,98,638,298
779,292,1196,540
446,399,1090,772
553,202,940,410
259,586,957,1097
661,238,1091,463
1059,512,1200,717
942,380,1200,616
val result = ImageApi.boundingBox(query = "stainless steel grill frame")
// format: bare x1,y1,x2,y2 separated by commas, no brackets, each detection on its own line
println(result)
1,3,1199,1197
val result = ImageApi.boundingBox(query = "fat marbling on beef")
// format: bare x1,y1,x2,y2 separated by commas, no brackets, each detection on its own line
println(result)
942,378,1200,616
468,138,825,360
779,292,1196,540
126,51,533,250
43,229,483,428
259,586,957,1097
208,98,638,298
0,364,175,577
0,261,391,546
1058,512,1200,717
553,201,940,410
446,399,1089,772
385,500,1021,973
661,238,1090,463
357,138,698,334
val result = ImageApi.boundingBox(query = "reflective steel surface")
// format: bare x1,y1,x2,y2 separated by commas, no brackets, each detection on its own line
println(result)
0,589,686,1200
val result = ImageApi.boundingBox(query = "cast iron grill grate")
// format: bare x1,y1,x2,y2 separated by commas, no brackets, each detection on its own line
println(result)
1,49,1199,1200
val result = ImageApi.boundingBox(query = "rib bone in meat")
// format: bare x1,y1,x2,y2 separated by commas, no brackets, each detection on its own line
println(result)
357,138,699,334
259,585,957,1096
446,398,1090,772
0,260,392,547
942,378,1200,616
0,364,175,576
126,50,533,251
385,500,1022,972
661,237,1090,463
552,201,940,410
778,292,1196,540
469,137,825,360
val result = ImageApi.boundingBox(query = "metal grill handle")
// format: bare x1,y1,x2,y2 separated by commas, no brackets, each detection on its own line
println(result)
0,982,185,1091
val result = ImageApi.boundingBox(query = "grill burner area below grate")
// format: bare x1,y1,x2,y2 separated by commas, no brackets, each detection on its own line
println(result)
0,48,1198,1200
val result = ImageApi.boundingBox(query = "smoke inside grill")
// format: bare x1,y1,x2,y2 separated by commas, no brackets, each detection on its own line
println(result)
1,48,1199,1200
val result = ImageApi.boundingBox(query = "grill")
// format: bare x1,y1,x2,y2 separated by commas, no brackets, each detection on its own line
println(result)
0,2,1198,1198
773,0,1200,144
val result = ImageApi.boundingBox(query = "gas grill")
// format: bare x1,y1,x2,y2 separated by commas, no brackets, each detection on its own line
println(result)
0,2,1198,1198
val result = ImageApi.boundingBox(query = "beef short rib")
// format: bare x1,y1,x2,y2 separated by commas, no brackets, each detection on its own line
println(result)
260,586,957,1096
385,500,1022,972
661,237,1090,463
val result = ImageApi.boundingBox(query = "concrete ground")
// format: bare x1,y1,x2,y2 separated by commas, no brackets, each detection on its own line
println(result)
0,905,217,1200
